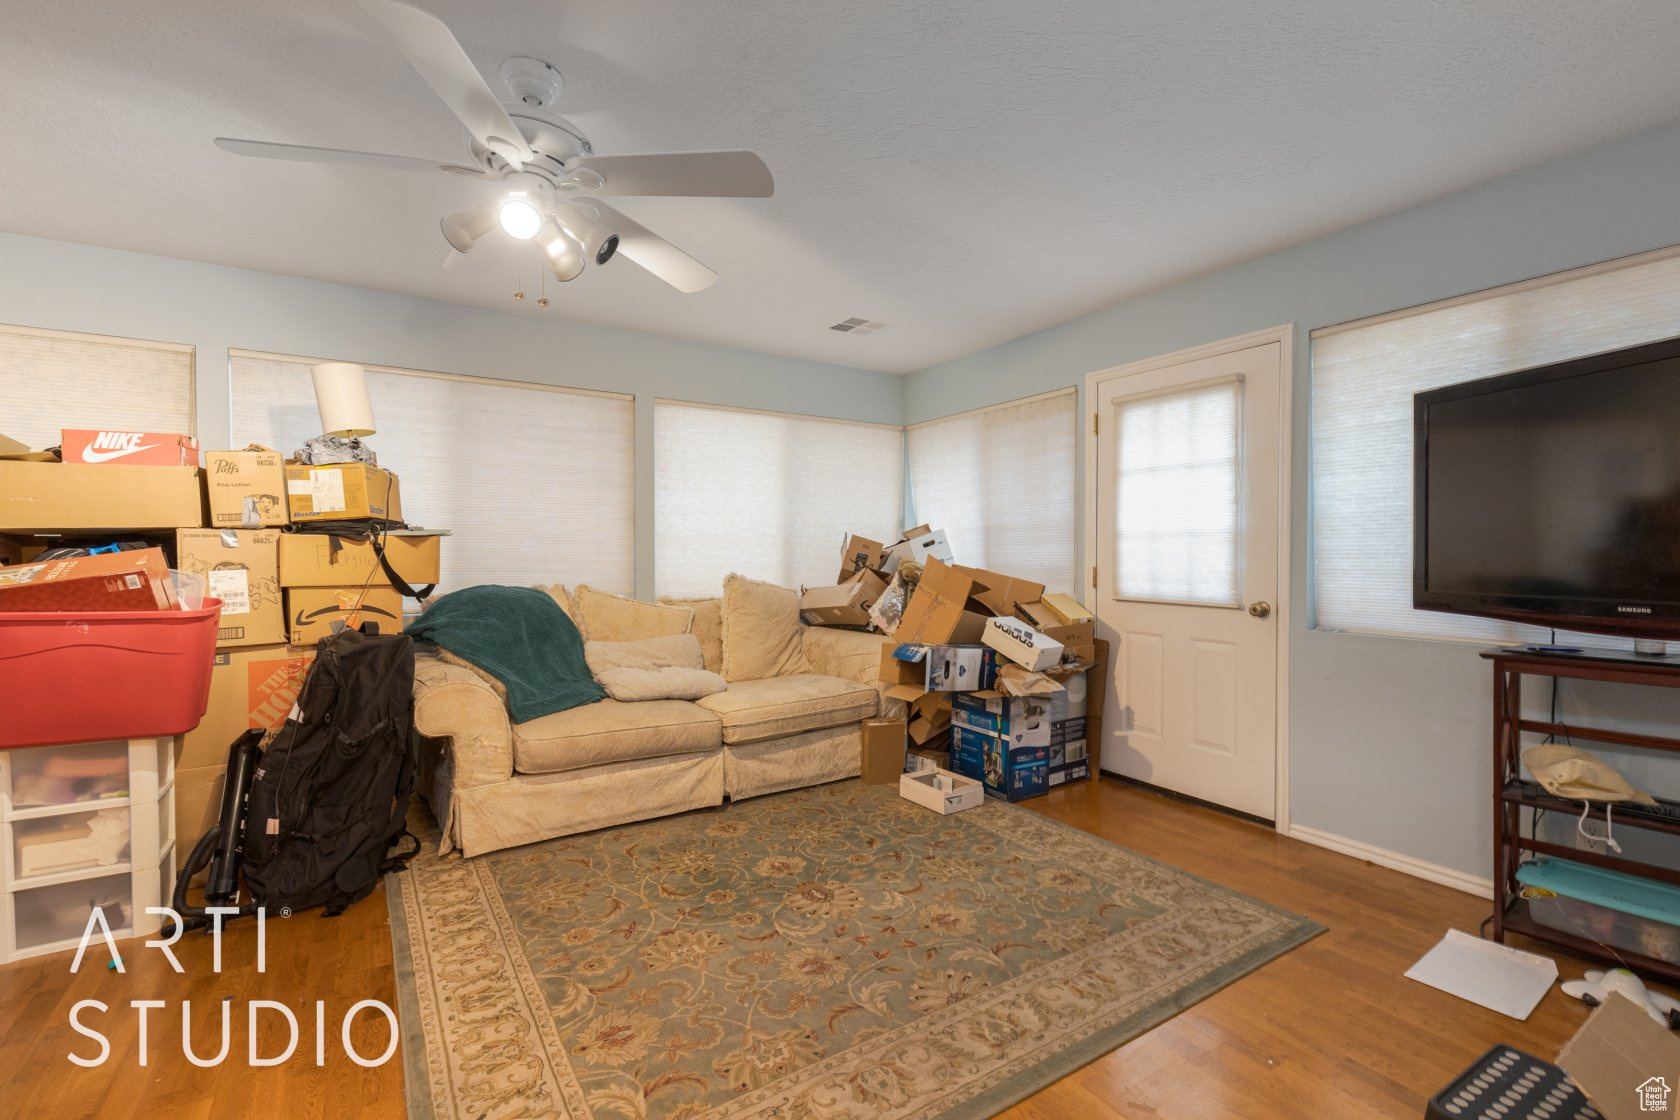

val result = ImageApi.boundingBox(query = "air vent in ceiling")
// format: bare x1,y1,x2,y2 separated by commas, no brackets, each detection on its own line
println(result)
829,317,894,335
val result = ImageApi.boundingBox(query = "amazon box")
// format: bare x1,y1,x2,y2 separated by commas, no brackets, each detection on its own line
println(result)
174,529,283,647
60,428,199,467
278,531,442,590
838,534,886,583
0,461,205,531
284,462,402,523
0,547,173,611
895,557,992,645
954,565,1045,618
801,569,887,628
178,642,316,770
285,585,404,645
206,449,288,528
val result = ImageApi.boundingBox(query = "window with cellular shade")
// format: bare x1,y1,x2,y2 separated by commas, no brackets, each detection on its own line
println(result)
0,325,194,448
229,351,634,594
906,389,1077,594
654,401,903,598
1311,244,1680,641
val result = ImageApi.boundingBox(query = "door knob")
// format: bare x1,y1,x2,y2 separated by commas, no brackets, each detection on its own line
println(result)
1248,600,1271,618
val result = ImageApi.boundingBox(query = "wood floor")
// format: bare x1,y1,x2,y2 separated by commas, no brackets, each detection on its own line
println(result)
0,778,1617,1119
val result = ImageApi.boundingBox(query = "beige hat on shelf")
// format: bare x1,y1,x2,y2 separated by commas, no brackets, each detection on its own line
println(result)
1521,744,1658,806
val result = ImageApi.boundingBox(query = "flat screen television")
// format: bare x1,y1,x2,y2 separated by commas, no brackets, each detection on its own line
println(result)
1413,335,1680,638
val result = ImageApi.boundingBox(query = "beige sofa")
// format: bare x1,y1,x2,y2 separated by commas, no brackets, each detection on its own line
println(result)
412,585,895,857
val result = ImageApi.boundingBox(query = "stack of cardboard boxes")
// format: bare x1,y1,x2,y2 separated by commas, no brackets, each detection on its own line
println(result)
0,430,440,856
811,528,1108,804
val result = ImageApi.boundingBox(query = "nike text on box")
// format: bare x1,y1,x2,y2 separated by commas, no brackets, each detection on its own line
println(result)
60,429,200,467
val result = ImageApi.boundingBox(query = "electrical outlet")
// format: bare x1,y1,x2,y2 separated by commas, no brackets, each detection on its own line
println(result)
1576,816,1610,855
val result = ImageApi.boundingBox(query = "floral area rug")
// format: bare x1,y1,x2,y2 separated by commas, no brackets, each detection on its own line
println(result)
387,781,1321,1120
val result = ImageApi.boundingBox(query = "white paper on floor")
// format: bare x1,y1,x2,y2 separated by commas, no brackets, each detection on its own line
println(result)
1404,928,1559,1020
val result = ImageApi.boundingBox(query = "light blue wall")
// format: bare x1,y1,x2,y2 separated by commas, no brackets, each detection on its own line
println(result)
905,120,1680,880
0,232,905,599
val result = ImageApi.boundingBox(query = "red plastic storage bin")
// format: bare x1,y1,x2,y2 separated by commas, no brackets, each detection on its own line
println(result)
0,599,222,748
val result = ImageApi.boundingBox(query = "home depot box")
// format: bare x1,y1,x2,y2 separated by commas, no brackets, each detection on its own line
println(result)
952,690,1053,747
205,449,289,528
838,534,886,583
801,570,887,628
277,531,442,590
178,642,316,770
860,717,907,784
285,585,404,645
0,548,173,611
895,557,993,645
954,566,1045,618
951,724,1049,802
284,462,403,523
883,529,953,574
982,616,1065,671
174,529,283,647
60,429,199,467
0,462,205,531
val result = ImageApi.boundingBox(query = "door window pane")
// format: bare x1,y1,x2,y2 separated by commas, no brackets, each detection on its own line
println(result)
1113,380,1241,605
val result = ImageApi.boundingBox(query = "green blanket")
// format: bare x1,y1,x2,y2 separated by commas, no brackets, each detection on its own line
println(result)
407,585,605,723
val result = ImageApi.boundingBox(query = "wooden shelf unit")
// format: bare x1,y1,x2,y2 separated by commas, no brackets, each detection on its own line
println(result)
1483,645,1680,984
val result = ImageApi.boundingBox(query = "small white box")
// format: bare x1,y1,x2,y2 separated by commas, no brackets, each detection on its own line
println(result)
982,616,1065,671
882,530,954,574
899,768,984,814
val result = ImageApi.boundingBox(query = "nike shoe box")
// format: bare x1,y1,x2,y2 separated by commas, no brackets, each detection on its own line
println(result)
60,429,200,467
0,461,206,532
174,529,284,648
284,585,404,645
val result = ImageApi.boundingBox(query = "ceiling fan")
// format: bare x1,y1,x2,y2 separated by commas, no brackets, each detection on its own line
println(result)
214,0,772,293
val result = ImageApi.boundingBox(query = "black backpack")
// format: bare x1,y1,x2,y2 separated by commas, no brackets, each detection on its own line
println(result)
241,627,420,916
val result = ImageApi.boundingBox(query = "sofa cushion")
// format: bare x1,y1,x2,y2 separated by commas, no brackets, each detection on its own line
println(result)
720,574,810,682
533,584,578,625
659,596,724,675
574,585,694,644
512,699,722,774
695,674,876,745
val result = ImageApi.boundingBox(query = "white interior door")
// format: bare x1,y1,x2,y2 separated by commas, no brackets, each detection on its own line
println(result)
1093,338,1283,820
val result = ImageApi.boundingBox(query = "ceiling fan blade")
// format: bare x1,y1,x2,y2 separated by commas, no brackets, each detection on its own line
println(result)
593,202,717,293
358,0,534,166
214,137,480,176
568,151,773,198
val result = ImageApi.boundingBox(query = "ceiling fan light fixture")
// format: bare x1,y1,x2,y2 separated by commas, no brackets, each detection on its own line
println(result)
440,199,498,253
498,192,543,240
538,219,585,282
554,202,619,266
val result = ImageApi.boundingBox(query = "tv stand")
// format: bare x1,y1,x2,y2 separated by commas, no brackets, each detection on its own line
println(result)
1482,645,1680,984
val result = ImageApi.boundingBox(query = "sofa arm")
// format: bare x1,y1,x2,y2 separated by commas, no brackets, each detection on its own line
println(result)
413,655,514,789
803,627,890,686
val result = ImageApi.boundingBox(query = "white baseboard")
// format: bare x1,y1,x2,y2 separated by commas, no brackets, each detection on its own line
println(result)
1286,823,1493,900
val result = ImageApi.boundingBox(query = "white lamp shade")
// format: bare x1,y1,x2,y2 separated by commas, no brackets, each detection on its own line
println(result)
311,362,377,437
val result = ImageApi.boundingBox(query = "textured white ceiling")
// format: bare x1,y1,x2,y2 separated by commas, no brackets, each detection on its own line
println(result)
3,1,1679,373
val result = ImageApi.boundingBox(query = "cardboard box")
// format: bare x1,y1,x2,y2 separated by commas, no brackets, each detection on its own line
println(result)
60,429,199,468
907,694,952,746
883,529,953,574
898,768,984,815
952,690,1053,748
178,643,316,770
801,569,887,628
982,616,1065,671
1558,991,1680,1120
896,557,993,645
0,462,205,532
1048,738,1090,786
0,547,173,611
174,529,284,647
904,746,948,774
205,449,288,528
860,717,907,784
951,725,1049,802
285,585,404,645
954,566,1046,618
1040,593,1094,626
277,531,442,590
1042,621,1096,664
838,534,886,583
880,643,999,695
284,462,402,523
174,763,228,882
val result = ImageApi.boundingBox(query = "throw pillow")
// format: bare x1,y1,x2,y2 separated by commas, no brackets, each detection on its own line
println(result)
584,633,705,674
720,573,810,682
574,585,694,644
658,596,724,674
584,634,726,702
